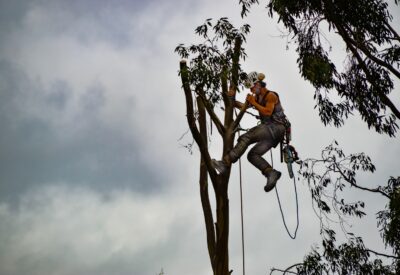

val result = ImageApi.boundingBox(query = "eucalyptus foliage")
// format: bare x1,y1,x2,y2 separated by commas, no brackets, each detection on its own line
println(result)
176,18,250,104
284,142,400,274
240,0,400,136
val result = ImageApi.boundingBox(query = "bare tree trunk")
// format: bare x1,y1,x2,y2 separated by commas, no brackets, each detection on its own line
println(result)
214,183,230,275
178,36,244,275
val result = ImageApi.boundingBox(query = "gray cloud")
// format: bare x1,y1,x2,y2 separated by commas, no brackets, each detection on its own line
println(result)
0,184,216,275
0,0,200,206
0,0,398,274
0,60,165,205
0,0,157,49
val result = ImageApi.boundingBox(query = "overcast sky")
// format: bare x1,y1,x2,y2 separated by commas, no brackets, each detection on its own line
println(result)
0,1,399,275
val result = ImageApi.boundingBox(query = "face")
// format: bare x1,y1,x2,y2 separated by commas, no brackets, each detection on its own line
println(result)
250,82,261,95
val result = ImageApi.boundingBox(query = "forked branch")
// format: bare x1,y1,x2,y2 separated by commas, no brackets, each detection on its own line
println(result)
180,60,218,181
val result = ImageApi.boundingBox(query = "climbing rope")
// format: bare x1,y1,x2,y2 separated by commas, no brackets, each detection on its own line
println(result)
238,156,246,275
270,151,300,239
234,109,246,275
237,132,246,275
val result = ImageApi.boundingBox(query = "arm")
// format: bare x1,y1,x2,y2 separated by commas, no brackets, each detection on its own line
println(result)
247,91,278,116
234,100,248,110
227,86,252,111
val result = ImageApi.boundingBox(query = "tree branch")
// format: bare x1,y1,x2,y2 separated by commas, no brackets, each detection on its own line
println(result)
197,95,217,271
221,66,230,104
333,162,391,199
335,24,400,120
230,36,242,91
366,248,400,259
224,36,243,129
231,101,250,132
270,263,303,274
180,60,218,181
384,21,400,41
196,88,225,136
342,25,400,79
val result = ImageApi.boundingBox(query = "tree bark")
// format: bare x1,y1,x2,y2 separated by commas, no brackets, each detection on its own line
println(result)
197,96,217,270
214,189,230,275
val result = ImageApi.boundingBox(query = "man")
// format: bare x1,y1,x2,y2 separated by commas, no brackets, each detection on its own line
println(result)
212,72,287,192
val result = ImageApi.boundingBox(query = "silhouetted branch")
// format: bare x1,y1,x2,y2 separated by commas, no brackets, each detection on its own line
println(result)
335,24,400,120
270,263,303,274
231,101,249,132
180,60,218,181
366,249,400,259
197,95,217,269
196,88,225,136
334,162,391,199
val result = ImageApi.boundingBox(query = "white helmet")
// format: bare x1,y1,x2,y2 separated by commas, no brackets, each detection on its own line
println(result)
244,71,258,88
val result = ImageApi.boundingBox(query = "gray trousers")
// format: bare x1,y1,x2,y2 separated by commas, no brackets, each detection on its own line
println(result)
228,122,285,174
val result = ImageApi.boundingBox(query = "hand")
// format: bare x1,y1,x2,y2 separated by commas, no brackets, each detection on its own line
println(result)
246,94,256,105
227,87,235,98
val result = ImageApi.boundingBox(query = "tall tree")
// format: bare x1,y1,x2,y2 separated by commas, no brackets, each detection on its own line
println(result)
176,18,250,275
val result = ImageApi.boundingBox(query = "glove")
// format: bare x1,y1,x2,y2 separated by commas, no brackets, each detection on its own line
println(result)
246,94,256,105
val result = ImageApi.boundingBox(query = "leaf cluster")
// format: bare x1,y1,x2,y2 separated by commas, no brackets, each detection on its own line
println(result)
276,0,399,136
298,141,377,227
299,231,395,274
293,142,400,274
175,18,250,104
242,0,400,136
239,0,259,17
377,177,400,259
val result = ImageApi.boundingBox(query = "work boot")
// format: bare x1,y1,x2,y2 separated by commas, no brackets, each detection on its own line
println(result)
264,169,282,192
212,159,228,175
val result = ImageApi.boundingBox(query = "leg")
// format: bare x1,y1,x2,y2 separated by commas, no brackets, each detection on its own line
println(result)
247,137,274,173
212,125,262,175
227,125,260,163
228,123,284,166
247,123,285,192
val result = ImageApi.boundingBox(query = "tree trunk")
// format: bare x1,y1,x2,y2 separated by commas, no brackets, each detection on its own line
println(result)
214,186,230,275
178,35,244,275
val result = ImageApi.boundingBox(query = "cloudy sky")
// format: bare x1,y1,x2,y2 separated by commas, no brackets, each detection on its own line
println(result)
0,0,399,274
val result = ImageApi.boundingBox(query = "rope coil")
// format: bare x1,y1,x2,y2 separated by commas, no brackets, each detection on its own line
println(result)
271,150,300,239
274,175,299,239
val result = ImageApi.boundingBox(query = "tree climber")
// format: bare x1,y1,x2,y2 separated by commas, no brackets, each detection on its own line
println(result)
213,72,288,192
